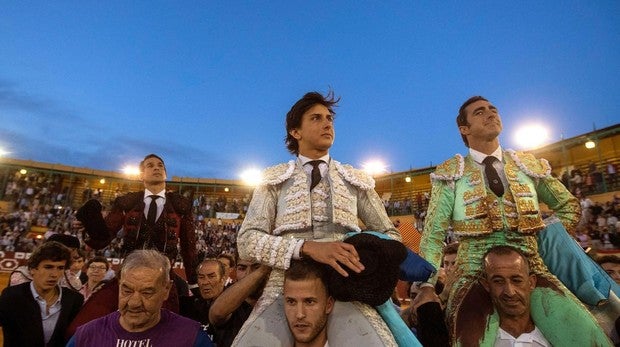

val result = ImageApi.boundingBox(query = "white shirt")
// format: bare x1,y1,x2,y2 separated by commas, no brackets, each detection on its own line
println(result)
495,326,550,347
143,189,166,221
30,282,63,344
469,146,508,192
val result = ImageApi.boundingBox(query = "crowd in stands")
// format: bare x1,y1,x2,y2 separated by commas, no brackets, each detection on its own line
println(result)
574,193,620,251
192,194,250,220
561,161,619,197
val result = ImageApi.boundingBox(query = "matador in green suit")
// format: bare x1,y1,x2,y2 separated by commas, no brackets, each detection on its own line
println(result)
419,96,611,346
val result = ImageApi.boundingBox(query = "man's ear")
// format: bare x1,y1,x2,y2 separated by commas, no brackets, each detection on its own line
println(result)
458,125,470,136
289,128,301,140
163,280,172,300
480,277,490,292
325,295,335,315
529,273,537,290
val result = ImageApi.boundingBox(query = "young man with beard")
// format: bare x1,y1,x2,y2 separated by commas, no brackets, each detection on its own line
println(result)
283,259,334,347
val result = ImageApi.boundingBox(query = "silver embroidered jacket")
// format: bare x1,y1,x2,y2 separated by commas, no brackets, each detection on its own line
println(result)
237,158,401,271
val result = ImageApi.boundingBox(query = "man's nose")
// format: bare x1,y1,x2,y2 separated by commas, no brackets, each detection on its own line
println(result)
296,304,306,319
504,283,516,295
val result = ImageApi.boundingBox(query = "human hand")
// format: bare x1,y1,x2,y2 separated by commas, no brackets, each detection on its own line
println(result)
301,240,365,277
72,220,85,233
411,286,439,310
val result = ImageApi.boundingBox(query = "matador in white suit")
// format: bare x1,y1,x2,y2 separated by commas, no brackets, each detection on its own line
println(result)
233,91,402,346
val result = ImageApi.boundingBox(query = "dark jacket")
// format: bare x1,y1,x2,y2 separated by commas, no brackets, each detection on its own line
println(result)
82,191,198,283
0,282,84,347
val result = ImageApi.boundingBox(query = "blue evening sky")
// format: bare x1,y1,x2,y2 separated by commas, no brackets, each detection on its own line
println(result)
1,2,619,179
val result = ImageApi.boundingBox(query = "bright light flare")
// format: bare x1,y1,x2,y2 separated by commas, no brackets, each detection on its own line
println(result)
362,160,388,176
240,168,263,186
585,140,596,149
122,165,140,176
0,147,8,157
513,123,549,149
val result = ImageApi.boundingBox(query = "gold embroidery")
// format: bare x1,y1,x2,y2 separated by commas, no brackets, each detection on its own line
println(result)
517,200,538,215
512,183,533,196
463,187,485,203
518,216,545,233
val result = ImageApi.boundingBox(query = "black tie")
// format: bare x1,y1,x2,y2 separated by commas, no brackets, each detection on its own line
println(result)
482,156,504,197
146,195,160,225
308,160,324,190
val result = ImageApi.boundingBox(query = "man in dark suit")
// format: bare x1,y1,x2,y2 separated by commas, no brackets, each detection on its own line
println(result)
0,241,84,347
76,153,198,287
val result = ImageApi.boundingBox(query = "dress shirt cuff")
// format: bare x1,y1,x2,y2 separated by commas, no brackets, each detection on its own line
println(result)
293,240,305,260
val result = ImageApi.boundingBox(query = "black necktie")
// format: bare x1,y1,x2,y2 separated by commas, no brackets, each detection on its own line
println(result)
146,195,160,225
482,156,504,197
308,160,324,190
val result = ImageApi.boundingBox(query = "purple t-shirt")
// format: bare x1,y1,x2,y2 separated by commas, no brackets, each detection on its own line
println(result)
69,309,212,347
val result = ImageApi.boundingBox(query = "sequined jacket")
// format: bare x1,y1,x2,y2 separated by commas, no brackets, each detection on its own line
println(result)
237,159,400,271
420,150,580,279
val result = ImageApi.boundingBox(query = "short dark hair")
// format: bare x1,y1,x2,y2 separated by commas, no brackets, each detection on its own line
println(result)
456,96,488,147
285,259,328,292
198,259,226,279
597,255,620,266
28,241,72,269
217,253,236,269
482,245,530,275
139,154,166,173
86,256,110,271
285,91,340,155
443,242,459,256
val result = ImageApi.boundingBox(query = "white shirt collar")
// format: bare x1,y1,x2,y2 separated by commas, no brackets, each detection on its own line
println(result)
30,281,62,305
144,189,166,200
470,146,503,164
497,326,550,347
298,154,330,166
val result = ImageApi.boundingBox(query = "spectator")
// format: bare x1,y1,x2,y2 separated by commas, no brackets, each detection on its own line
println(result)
180,259,226,340
9,233,83,291
80,256,110,301
217,253,236,286
598,255,620,285
0,241,84,347
208,259,271,346
67,250,213,346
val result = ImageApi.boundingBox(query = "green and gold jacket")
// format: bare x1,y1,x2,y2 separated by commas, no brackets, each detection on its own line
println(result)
420,149,580,280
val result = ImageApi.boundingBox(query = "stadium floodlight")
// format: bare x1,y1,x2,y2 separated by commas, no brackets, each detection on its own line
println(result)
240,168,263,186
585,140,596,149
513,123,549,150
405,176,412,183
99,178,106,184
122,165,140,176
362,160,388,176
19,169,27,175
